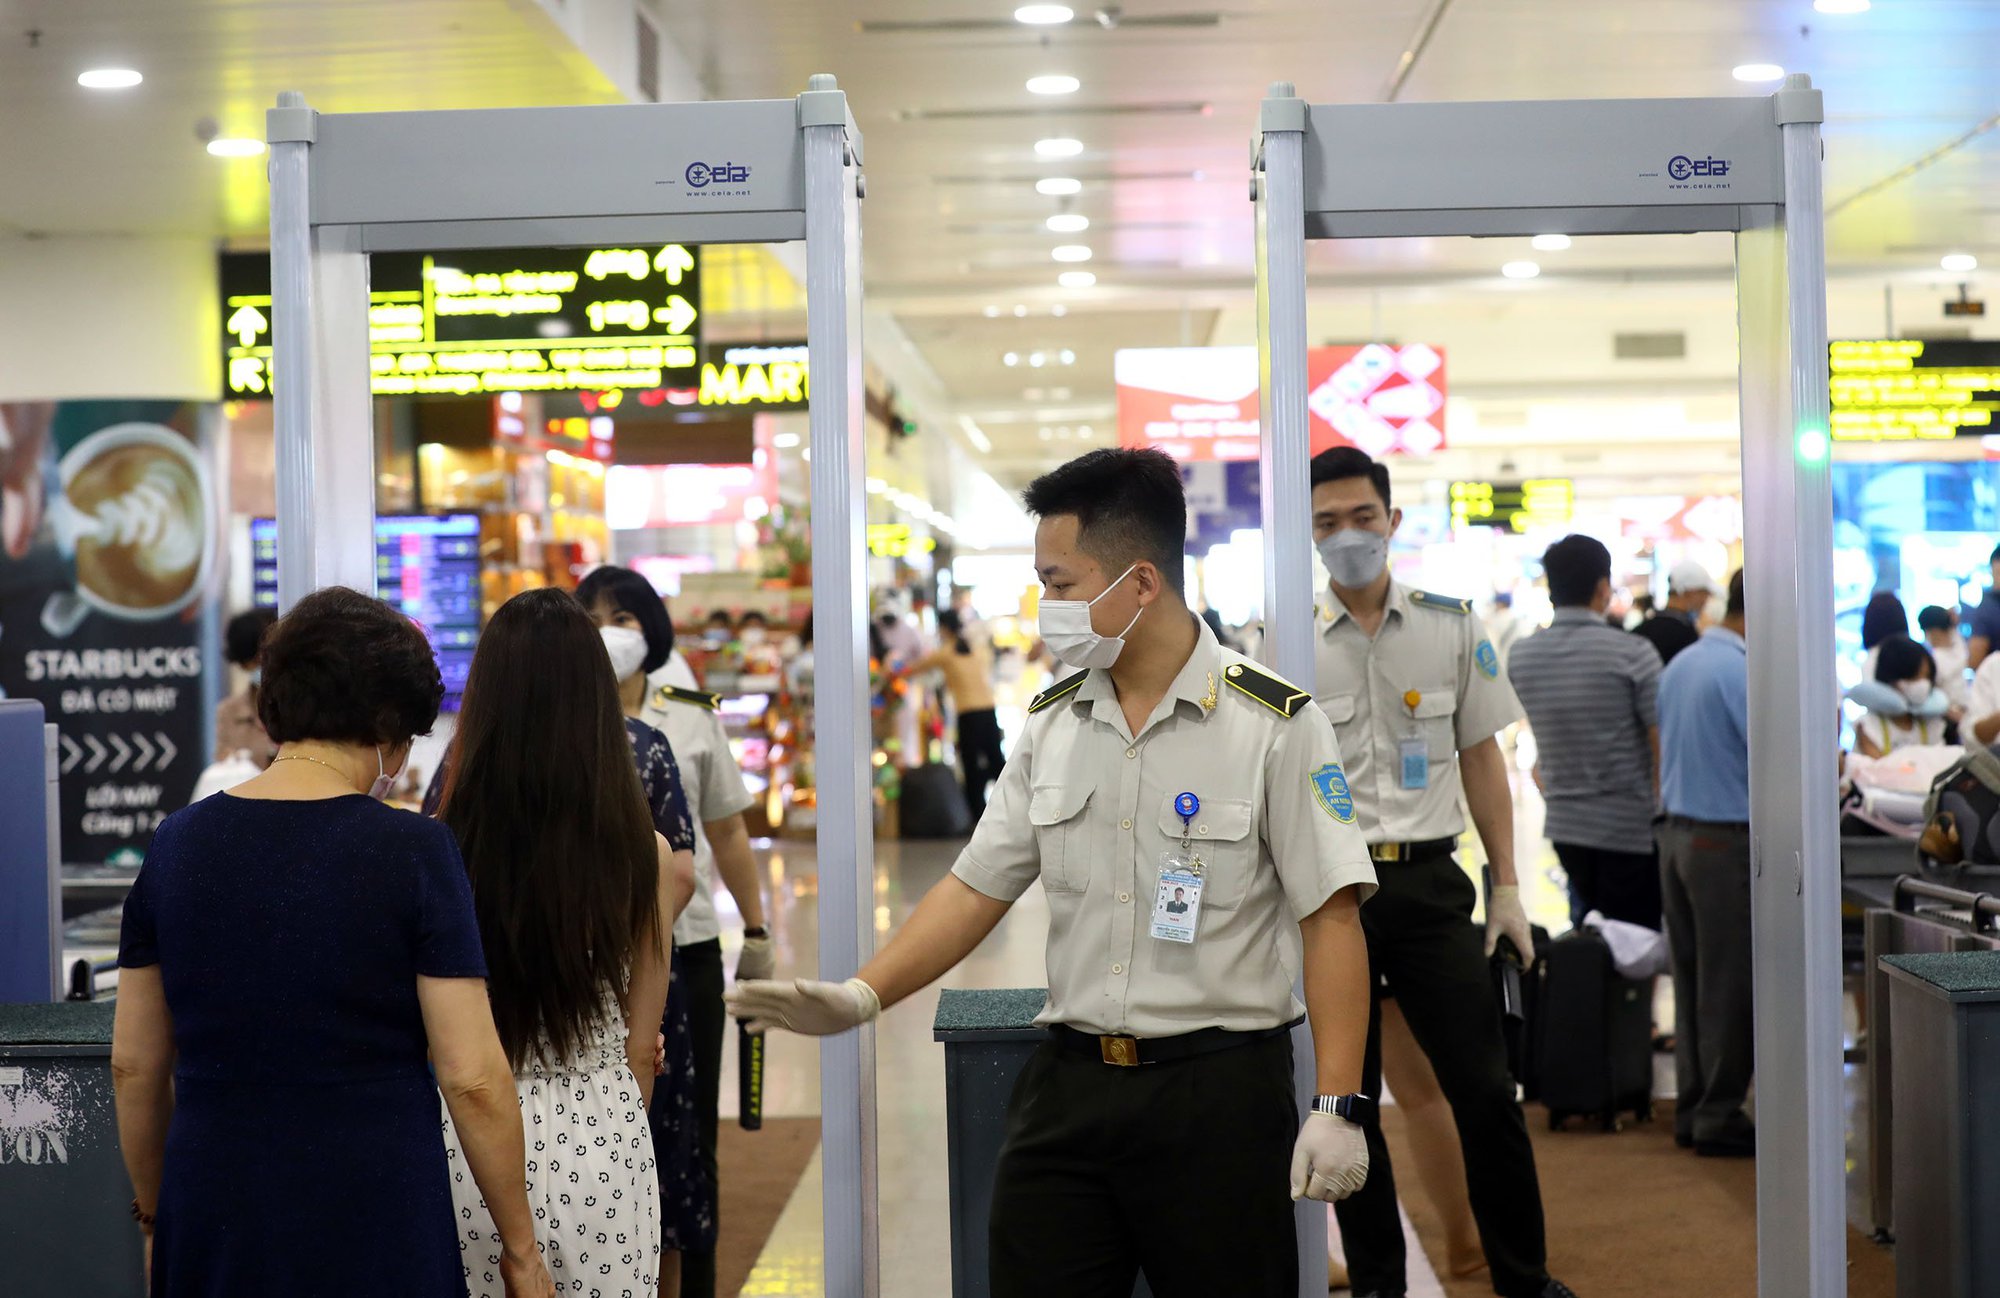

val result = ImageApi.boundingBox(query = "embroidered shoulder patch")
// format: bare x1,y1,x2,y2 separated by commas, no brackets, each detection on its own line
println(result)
1475,640,1501,680
1310,762,1356,823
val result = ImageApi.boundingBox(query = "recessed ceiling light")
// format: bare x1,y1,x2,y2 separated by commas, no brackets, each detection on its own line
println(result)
1013,304,1029,317
206,137,266,158
1501,260,1541,280
1046,213,1090,233
1732,63,1785,83
1530,233,1571,252
983,304,1001,318
1059,349,1076,365
1050,304,1068,317
1029,352,1047,367
1036,177,1083,196
1004,352,1020,367
1814,0,1869,12
1942,252,1979,273
1035,137,1085,159
1027,75,1080,96
1014,4,1074,24
1058,270,1096,288
78,68,143,89
1052,245,1093,263
1079,424,1093,437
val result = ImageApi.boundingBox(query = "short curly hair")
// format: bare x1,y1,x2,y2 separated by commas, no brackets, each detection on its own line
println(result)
258,586,443,747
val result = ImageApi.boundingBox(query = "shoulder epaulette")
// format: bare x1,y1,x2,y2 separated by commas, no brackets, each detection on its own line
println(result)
1027,671,1089,715
1222,662,1311,719
651,684,723,712
1410,590,1472,615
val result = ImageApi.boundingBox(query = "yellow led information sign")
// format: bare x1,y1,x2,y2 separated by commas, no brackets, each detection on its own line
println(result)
867,523,935,559
220,246,701,399
1451,479,1573,534
1830,339,2000,442
698,343,809,410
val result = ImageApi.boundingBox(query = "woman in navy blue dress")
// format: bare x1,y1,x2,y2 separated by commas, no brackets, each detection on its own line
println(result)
112,586,555,1298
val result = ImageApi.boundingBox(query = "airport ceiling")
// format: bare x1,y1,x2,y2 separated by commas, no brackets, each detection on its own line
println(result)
2,0,1995,484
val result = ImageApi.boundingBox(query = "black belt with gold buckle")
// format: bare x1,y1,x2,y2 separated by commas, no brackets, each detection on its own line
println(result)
1050,1019,1303,1069
1368,837,1456,864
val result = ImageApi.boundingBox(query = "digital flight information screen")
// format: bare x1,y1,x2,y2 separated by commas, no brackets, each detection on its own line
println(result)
251,514,483,710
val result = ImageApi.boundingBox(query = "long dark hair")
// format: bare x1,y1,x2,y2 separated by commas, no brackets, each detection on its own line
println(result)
436,589,660,1069
1861,591,1908,651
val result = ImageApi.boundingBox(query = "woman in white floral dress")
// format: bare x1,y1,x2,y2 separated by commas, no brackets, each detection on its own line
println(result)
432,590,696,1298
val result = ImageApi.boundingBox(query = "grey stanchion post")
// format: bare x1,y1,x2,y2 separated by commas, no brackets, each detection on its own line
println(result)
801,74,882,1298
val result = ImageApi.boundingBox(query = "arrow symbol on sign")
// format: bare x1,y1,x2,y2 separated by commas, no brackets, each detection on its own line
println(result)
653,245,696,286
654,295,698,335
229,356,267,395
108,733,131,773
133,733,155,772
60,734,81,775
156,733,177,771
83,735,106,774
227,304,269,347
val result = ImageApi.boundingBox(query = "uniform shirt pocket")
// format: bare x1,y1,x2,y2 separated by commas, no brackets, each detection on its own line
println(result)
1410,688,1458,761
1030,784,1094,893
1155,794,1257,912
1318,693,1358,726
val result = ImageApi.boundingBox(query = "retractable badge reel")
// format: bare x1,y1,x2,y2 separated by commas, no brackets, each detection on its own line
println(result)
1151,791,1206,945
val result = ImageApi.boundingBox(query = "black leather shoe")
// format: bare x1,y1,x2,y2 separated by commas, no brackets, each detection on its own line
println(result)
1696,1132,1757,1158
1675,1131,1695,1149
1542,1282,1580,1298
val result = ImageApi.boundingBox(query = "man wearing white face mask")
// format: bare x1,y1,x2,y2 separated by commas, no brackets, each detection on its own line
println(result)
731,448,1378,1297
1308,448,1572,1298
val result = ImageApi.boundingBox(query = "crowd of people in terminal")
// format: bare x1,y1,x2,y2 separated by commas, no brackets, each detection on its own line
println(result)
113,441,2000,1298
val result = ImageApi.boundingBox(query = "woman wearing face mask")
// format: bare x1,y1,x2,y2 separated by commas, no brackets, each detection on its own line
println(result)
113,586,555,1298
213,607,277,765
1919,604,1971,713
434,589,692,1298
1853,634,1951,757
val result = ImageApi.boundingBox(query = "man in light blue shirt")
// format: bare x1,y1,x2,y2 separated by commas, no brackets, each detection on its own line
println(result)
1654,569,1754,1157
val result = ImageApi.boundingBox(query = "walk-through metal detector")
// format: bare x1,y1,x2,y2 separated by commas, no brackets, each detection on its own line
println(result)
266,77,883,1295
1254,77,1837,1296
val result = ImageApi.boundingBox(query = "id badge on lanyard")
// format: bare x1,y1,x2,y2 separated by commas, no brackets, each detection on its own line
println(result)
1151,791,1206,945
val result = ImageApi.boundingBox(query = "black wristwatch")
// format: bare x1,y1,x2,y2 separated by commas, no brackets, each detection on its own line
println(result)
742,926,770,940
1313,1094,1375,1123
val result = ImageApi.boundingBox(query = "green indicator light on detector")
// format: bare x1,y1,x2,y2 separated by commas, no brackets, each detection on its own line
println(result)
1796,427,1830,464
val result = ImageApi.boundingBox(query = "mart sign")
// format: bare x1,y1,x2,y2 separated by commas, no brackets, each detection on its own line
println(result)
1115,344,1445,463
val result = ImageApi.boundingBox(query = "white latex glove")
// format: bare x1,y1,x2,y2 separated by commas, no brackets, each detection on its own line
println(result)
1290,1111,1369,1203
726,977,880,1036
735,933,778,985
1485,883,1534,961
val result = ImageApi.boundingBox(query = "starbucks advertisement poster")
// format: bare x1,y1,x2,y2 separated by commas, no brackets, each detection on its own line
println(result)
0,400,218,867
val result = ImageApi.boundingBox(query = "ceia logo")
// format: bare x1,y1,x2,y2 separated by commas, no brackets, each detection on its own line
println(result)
685,161,751,189
1668,155,1730,181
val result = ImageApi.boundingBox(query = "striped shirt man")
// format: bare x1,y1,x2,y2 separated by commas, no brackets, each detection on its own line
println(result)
1507,607,1663,925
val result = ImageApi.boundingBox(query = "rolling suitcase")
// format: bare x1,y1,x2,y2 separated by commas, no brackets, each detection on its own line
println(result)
898,762,973,839
1536,926,1653,1131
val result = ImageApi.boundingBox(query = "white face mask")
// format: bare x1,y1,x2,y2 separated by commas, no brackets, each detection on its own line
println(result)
1040,564,1144,671
1898,679,1933,707
599,625,649,682
740,627,768,648
369,745,404,801
1317,528,1389,590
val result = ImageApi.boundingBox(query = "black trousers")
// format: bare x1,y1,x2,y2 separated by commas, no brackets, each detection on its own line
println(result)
1553,840,1664,931
1655,820,1755,1144
957,707,1006,822
989,1034,1299,1298
677,937,726,1298
1333,853,1550,1298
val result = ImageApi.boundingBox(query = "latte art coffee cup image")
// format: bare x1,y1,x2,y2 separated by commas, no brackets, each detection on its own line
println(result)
47,424,212,629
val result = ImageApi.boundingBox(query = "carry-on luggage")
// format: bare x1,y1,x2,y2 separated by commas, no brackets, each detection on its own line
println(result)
898,762,973,839
1536,926,1653,1132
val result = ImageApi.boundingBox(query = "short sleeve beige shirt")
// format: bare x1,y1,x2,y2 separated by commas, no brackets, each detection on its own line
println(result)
640,690,756,946
1313,580,1523,844
951,617,1377,1037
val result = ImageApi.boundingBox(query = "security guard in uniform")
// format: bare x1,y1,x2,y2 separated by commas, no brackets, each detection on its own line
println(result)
1308,448,1574,1298
731,448,1379,1298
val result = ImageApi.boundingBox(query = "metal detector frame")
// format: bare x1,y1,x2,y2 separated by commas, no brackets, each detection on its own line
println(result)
266,77,882,1297
1253,76,1840,1297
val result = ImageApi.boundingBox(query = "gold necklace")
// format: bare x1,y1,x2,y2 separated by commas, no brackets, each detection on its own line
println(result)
271,753,350,779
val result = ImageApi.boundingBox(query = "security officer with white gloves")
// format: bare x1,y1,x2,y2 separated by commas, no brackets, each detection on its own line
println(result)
730,448,1379,1297
1309,448,1574,1298
575,565,775,1298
